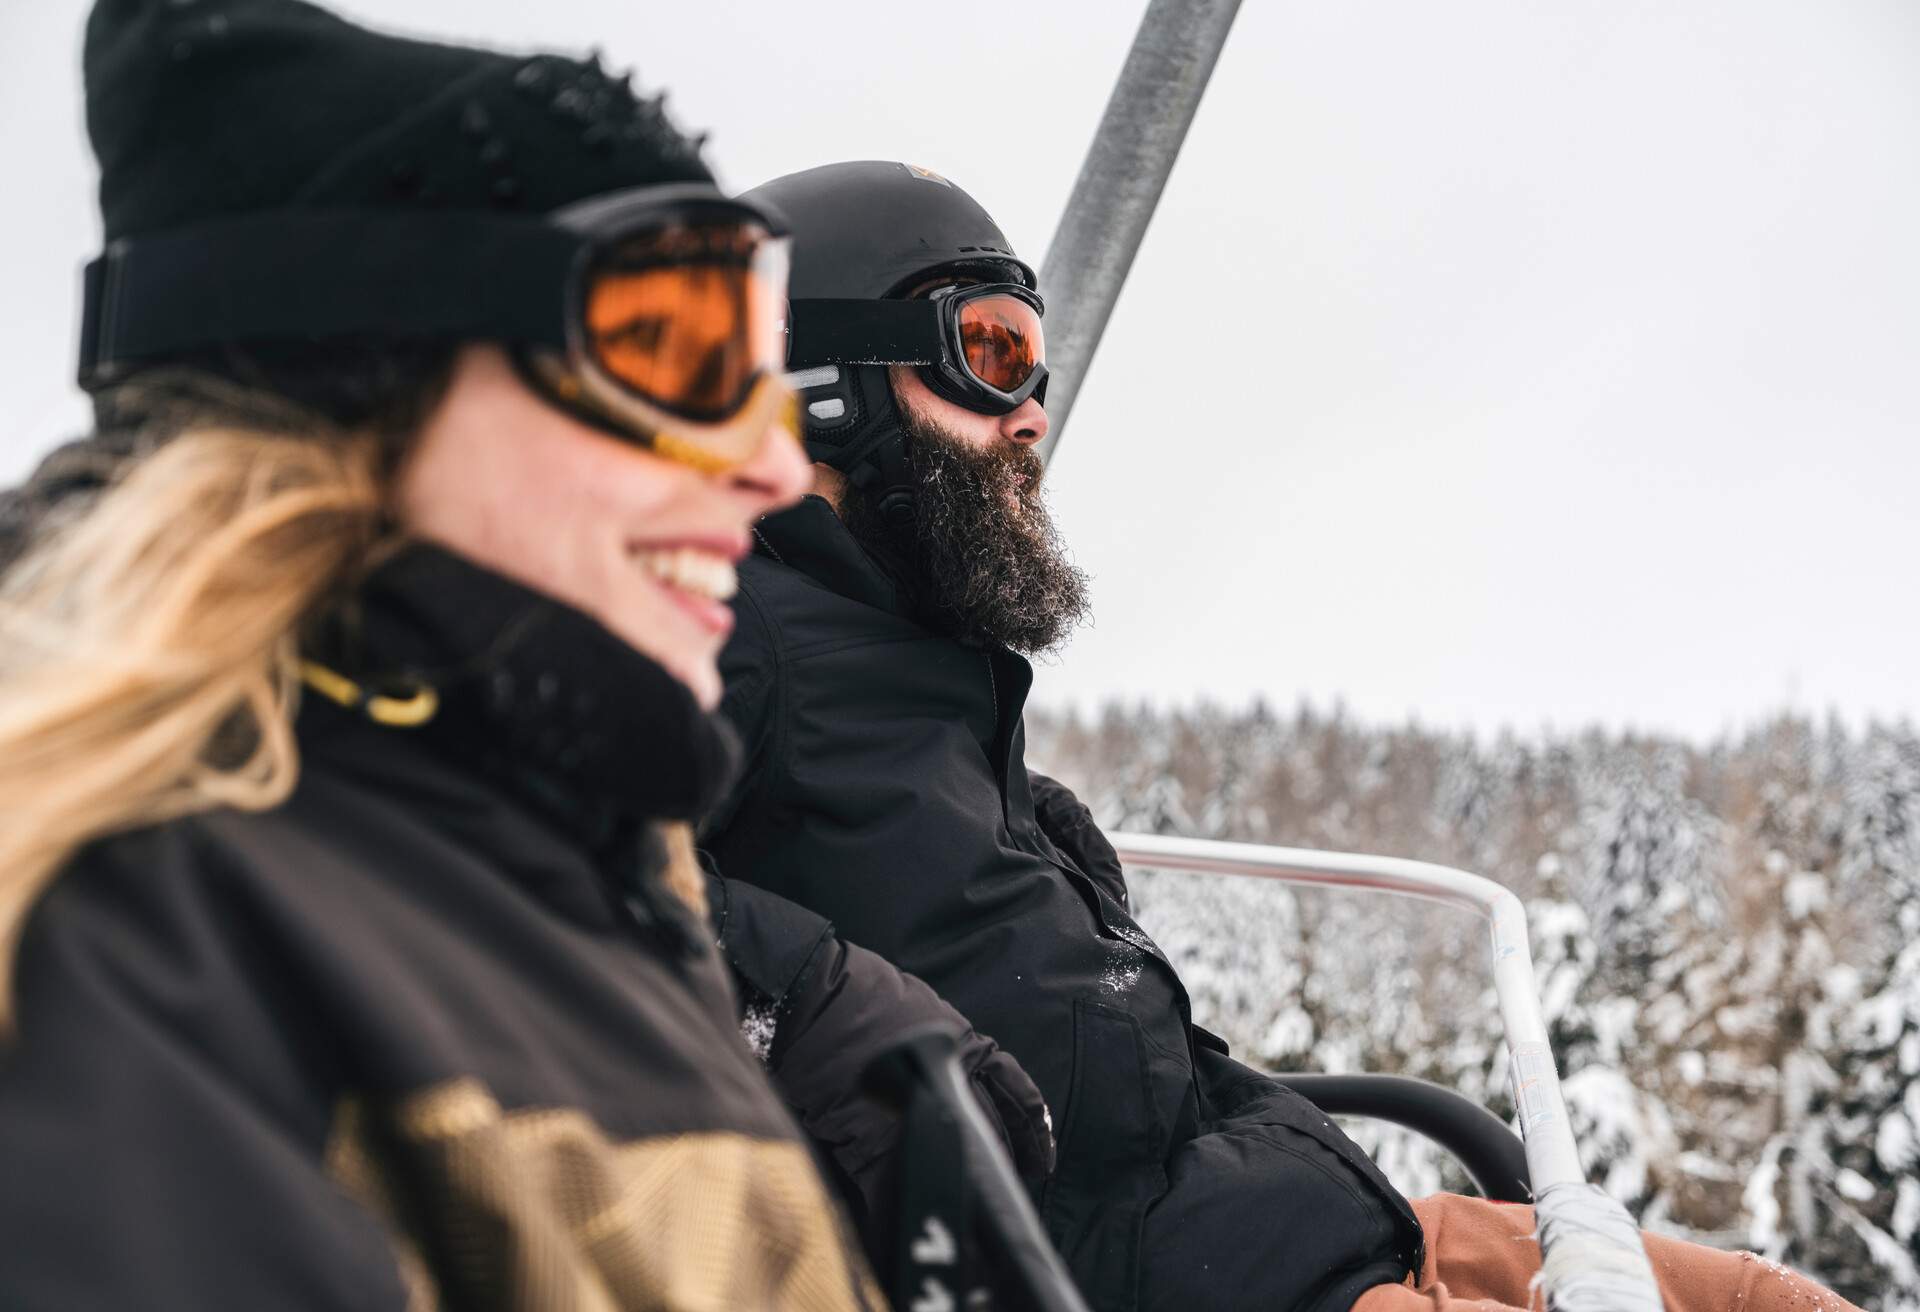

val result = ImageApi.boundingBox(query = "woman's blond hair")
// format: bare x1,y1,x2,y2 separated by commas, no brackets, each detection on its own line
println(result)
0,371,711,1026
0,380,390,1024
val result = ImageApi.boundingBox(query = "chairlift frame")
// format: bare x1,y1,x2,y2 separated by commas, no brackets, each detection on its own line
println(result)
1036,0,1242,462
1108,834,1666,1311
1037,0,1672,1303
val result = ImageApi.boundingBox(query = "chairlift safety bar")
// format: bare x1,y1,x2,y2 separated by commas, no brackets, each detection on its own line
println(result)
1106,832,1667,1311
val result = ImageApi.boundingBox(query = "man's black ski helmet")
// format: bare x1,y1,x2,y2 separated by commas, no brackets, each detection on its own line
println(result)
740,161,1036,509
748,160,1033,303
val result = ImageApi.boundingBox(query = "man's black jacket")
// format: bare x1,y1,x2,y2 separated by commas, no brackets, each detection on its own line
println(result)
707,498,1423,1312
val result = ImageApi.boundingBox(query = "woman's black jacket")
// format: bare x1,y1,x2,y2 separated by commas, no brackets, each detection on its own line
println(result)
0,549,880,1311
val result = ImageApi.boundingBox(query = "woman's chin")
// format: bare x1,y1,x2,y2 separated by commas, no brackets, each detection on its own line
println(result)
600,609,723,711
689,667,722,711
658,651,722,711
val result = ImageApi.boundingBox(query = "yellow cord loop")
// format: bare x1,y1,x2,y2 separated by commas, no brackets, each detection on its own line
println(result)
299,661,439,728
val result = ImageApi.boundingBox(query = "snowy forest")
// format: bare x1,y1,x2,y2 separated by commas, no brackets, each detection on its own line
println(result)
1026,703,1920,1309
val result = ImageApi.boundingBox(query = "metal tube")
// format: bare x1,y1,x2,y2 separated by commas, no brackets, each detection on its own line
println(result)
1106,832,1667,1310
1035,0,1243,462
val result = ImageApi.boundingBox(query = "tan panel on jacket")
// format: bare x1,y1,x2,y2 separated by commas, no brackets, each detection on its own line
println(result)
327,1078,886,1311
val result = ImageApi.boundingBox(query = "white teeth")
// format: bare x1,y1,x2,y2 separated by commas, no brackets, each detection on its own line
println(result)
632,546,738,603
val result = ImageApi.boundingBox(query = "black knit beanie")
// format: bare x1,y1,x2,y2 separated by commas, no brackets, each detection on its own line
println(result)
85,0,714,241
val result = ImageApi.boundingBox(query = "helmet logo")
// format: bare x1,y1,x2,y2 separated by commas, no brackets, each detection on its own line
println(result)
903,163,952,187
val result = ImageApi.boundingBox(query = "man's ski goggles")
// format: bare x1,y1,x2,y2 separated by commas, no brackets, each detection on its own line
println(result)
785,282,1047,415
77,184,796,471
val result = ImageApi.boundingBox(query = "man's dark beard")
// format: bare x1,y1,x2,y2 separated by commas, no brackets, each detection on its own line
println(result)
842,406,1090,656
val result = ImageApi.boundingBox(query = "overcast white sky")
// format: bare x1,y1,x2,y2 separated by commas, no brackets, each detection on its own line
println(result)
5,0,1917,741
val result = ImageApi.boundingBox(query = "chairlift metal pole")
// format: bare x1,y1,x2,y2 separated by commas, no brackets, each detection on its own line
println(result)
1036,0,1242,464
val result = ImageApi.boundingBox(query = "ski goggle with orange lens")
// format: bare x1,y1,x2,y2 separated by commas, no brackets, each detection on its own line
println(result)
786,282,1048,415
76,184,797,471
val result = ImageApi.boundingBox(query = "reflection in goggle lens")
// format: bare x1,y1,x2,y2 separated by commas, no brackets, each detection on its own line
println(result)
957,293,1044,394
583,223,782,421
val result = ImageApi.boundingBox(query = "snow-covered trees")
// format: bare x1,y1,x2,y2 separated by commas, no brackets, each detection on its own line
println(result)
1804,729,1920,1305
1026,704,1920,1309
1569,746,1722,1212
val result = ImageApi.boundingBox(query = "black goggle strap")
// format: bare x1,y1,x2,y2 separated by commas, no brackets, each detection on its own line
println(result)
78,210,581,385
784,298,946,368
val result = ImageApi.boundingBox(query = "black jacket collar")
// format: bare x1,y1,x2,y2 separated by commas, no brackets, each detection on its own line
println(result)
309,543,739,862
751,495,911,619
741,496,1039,794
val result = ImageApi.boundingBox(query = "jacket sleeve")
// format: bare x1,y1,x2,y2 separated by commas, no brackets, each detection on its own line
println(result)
0,841,409,1312
1028,769,1131,909
707,873,1054,1223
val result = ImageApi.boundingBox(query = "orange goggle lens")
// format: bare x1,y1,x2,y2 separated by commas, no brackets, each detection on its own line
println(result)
956,292,1045,394
581,222,787,423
